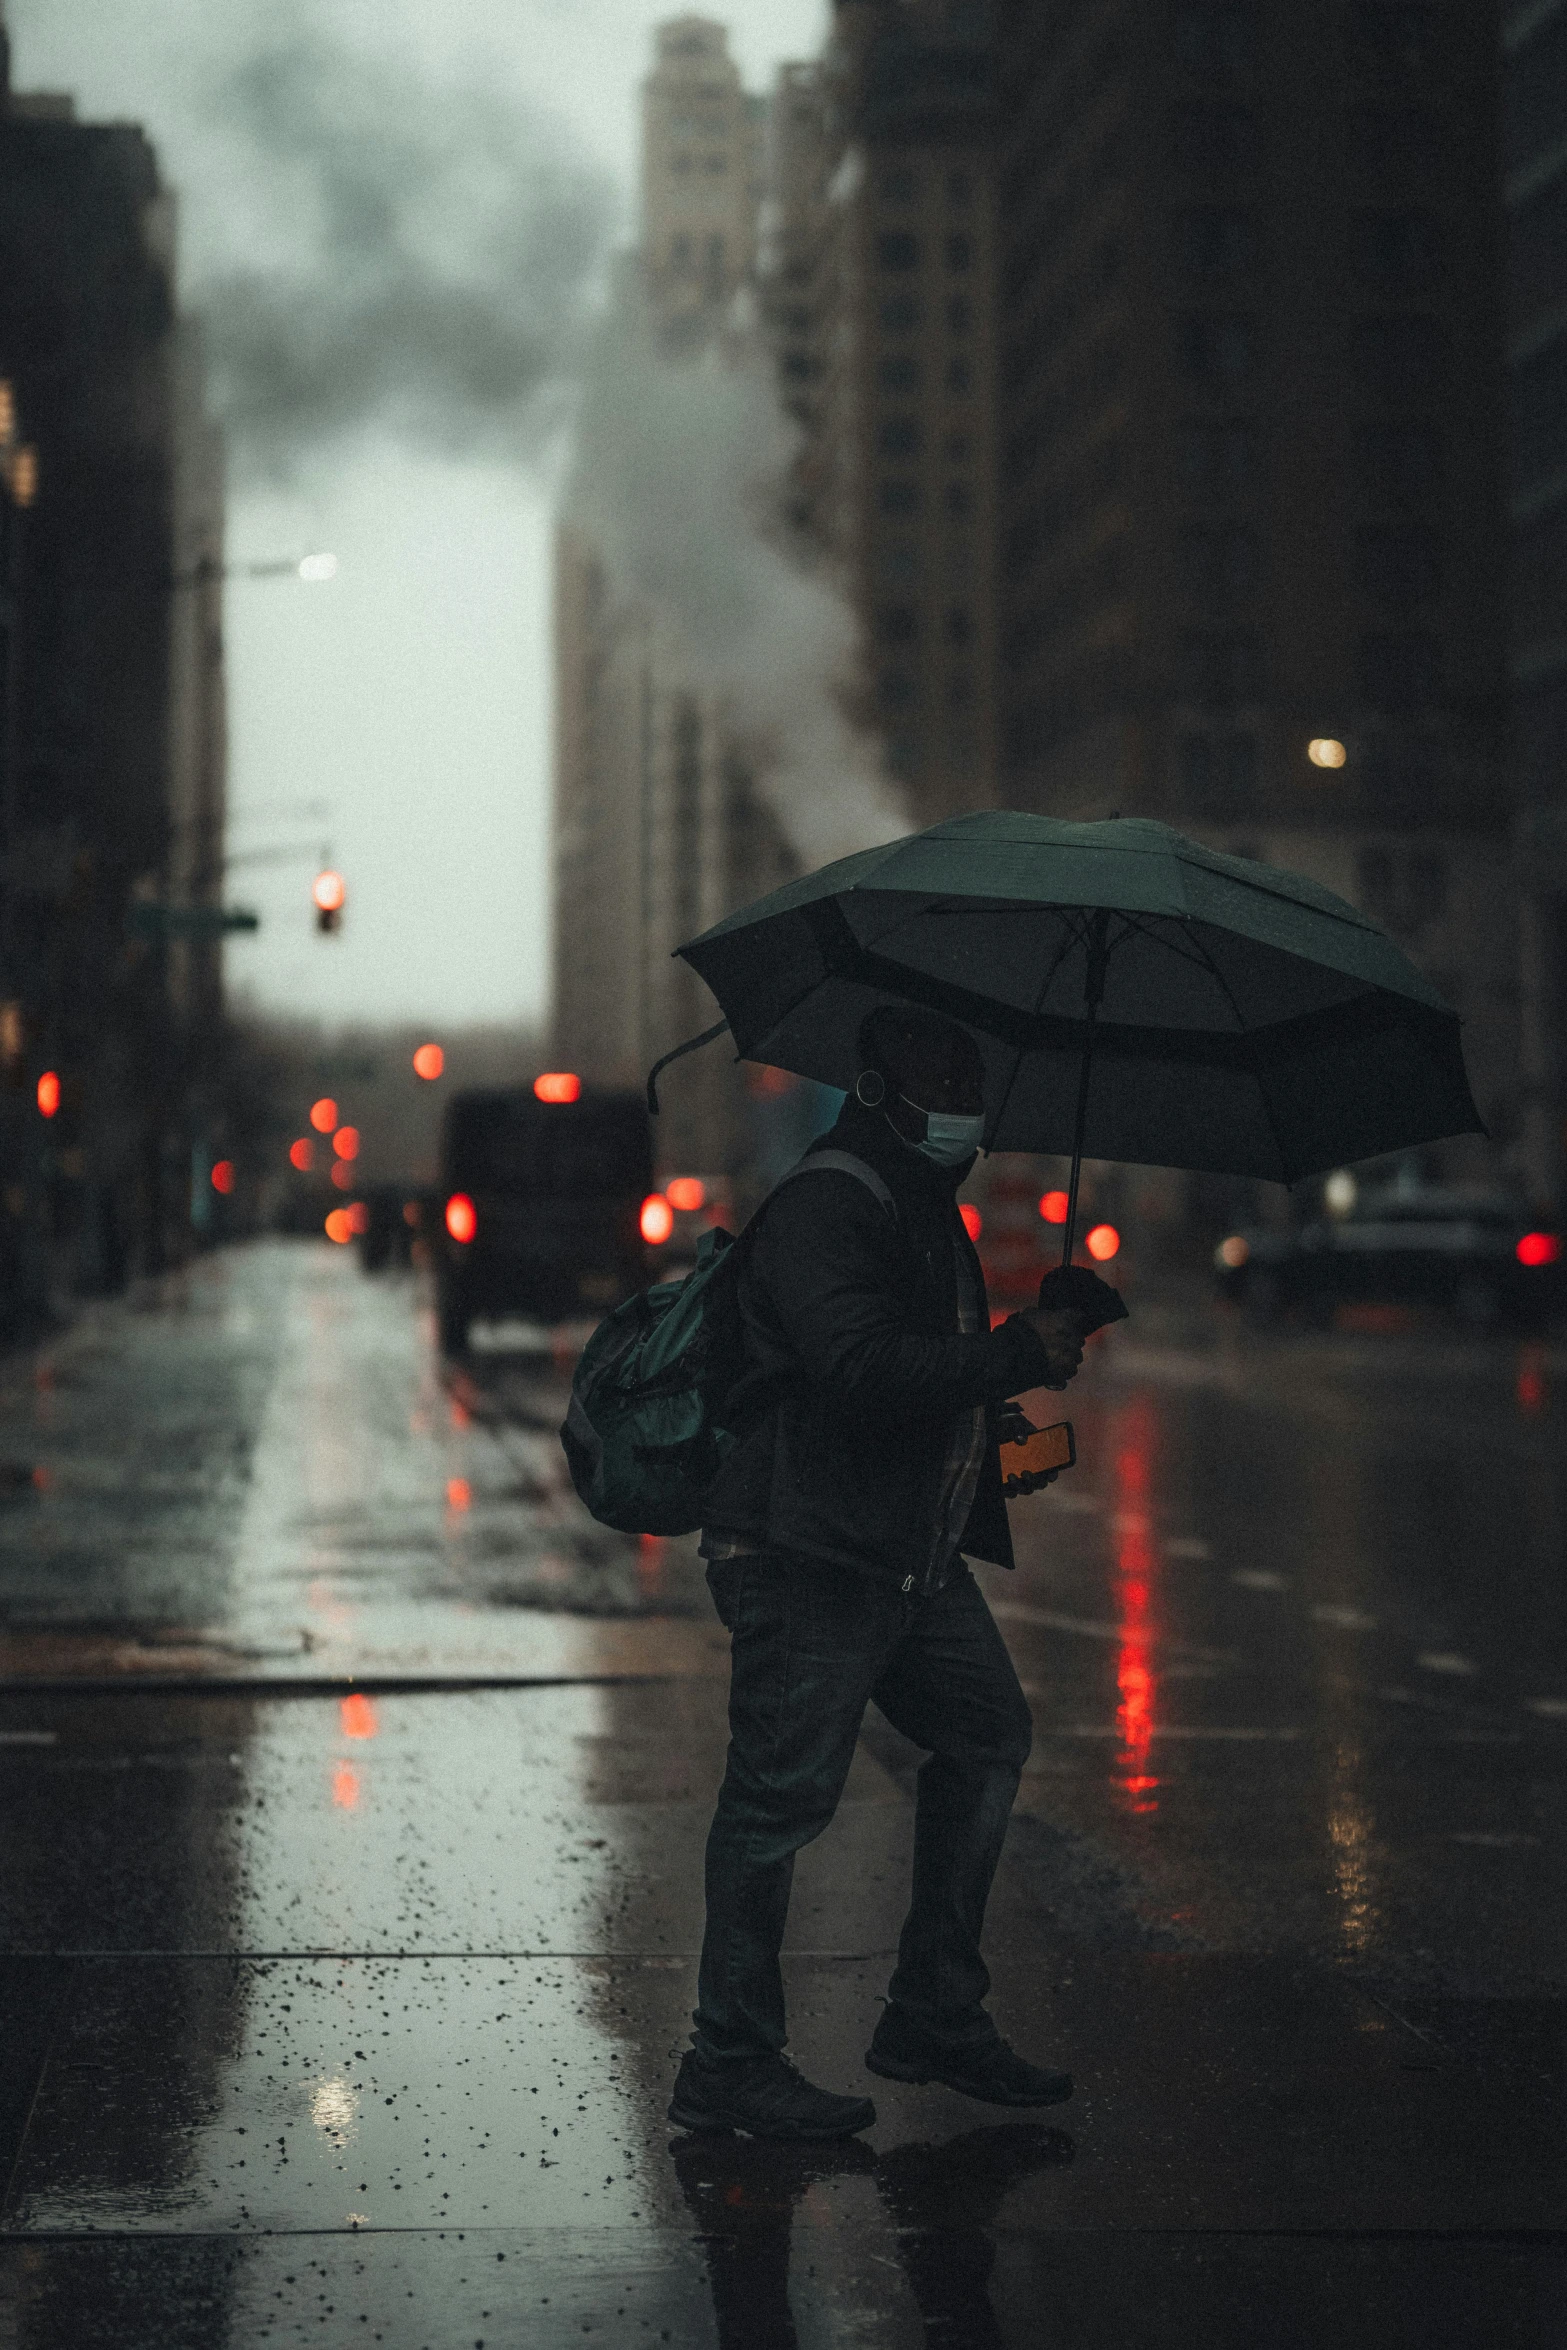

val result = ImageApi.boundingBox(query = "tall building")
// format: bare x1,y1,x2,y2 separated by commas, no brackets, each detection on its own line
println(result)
642,15,766,346
0,30,228,1302
766,0,1003,827
994,0,1516,1144
552,26,800,1187
1508,0,1567,1207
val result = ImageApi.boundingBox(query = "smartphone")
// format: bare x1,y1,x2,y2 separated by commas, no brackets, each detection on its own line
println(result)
1001,1419,1075,1488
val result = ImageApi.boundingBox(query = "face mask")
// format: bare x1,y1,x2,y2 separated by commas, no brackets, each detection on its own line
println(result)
900,1099,986,1167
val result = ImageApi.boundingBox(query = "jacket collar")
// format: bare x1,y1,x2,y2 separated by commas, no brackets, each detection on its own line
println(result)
815,1100,974,1202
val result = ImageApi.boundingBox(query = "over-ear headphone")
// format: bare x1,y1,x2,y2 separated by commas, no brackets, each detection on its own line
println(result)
854,1069,886,1108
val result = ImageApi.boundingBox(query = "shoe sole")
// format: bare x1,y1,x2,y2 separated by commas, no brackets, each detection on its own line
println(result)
668,2097,876,2141
864,2050,1073,2107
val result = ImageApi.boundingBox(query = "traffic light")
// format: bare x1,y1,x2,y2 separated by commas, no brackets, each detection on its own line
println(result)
313,869,347,933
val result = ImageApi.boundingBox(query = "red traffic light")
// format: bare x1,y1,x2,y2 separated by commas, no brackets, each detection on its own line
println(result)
210,1160,236,1196
445,1192,478,1244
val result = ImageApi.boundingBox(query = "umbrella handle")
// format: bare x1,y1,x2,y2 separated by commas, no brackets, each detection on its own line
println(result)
646,1019,730,1114
1060,914,1109,1269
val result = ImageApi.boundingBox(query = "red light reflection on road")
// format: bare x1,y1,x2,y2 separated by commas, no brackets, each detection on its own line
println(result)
1517,1344,1546,1414
340,1693,378,1740
637,1531,666,1600
1110,1397,1160,1815
446,1476,472,1512
332,1763,360,1810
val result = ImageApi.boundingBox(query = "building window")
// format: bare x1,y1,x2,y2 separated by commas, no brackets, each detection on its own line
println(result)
946,481,974,516
949,672,974,709
672,153,692,175
1354,423,1441,503
947,169,973,205
1180,314,1256,386
879,415,922,458
876,540,917,581
1359,632,1442,710
880,167,917,202
704,152,728,172
878,231,921,272
879,671,917,711
945,607,973,646
1353,317,1448,404
947,356,973,393
1350,209,1444,290
880,479,921,515
1180,630,1261,703
1177,207,1257,275
877,603,920,646
947,295,973,335
944,431,971,464
945,233,974,272
881,294,921,331
1355,524,1441,609
1179,731,1258,816
878,355,920,391
780,352,816,382
671,234,692,271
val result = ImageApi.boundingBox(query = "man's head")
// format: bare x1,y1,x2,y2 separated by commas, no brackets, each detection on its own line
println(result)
856,1006,986,1151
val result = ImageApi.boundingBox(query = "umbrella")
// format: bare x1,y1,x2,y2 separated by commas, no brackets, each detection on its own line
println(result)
650,813,1483,1264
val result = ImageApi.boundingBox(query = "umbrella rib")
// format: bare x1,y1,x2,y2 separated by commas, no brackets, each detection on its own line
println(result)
1181,924,1295,1185
987,911,1093,1145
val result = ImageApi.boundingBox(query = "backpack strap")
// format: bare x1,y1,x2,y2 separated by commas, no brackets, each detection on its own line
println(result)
770,1148,897,1219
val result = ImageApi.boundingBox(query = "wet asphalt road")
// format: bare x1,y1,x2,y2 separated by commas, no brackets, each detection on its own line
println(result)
0,1238,1564,2346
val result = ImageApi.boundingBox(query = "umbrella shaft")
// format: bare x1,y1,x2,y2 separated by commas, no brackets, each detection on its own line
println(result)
1060,1009,1097,1268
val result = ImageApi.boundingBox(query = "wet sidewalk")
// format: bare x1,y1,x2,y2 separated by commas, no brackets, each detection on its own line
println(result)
1,1244,1564,2346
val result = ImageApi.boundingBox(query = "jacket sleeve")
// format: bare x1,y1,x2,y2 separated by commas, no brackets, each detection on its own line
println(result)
750,1171,1055,1413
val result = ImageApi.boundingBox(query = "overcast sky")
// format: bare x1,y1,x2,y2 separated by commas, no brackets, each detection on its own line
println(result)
8,0,829,1029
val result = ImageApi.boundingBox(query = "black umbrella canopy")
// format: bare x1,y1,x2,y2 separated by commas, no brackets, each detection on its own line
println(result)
675,813,1483,1184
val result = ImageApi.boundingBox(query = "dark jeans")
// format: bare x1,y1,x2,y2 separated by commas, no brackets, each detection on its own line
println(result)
693,1550,1033,2063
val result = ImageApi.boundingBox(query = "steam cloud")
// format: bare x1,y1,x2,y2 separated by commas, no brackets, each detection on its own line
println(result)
567,290,907,864
196,19,613,480
192,10,903,858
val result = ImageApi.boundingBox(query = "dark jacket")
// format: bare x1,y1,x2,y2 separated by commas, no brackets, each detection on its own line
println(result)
702,1102,1057,1579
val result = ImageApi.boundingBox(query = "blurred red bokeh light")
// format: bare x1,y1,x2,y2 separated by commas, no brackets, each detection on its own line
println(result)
412,1043,444,1081
36,1070,60,1118
1086,1223,1121,1261
309,1097,338,1134
533,1072,582,1104
960,1202,983,1240
210,1160,235,1196
445,1192,477,1244
288,1137,313,1172
1039,1190,1069,1224
1517,1231,1561,1267
640,1193,674,1245
324,1208,352,1244
666,1176,706,1212
333,1126,360,1161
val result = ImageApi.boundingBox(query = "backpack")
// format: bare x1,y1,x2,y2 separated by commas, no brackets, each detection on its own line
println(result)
560,1151,895,1536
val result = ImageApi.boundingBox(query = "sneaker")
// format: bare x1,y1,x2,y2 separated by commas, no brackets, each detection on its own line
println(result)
865,2008,1072,2108
669,2049,876,2140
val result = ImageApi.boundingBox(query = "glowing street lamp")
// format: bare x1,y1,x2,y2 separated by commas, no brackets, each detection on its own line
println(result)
313,869,347,933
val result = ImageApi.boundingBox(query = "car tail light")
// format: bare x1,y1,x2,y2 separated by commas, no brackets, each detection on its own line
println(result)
640,1193,674,1245
36,1071,60,1118
1517,1231,1561,1267
1216,1234,1249,1269
1086,1223,1120,1262
533,1072,582,1104
666,1175,706,1212
445,1192,478,1244
960,1202,982,1241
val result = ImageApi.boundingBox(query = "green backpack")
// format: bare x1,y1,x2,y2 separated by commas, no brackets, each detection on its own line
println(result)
560,1152,894,1536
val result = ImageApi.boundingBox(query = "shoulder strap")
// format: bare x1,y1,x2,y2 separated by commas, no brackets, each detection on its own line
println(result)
771,1148,896,1219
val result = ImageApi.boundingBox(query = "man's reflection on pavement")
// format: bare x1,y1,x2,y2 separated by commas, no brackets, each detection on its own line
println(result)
670,2120,1074,2348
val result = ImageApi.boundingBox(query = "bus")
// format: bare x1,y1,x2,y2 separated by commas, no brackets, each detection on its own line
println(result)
433,1082,654,1354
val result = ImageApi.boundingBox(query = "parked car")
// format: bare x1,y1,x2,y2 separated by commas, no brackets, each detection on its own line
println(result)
433,1082,654,1353
1214,1184,1564,1329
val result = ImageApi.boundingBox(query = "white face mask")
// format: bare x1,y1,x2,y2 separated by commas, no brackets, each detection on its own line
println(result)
900,1099,986,1167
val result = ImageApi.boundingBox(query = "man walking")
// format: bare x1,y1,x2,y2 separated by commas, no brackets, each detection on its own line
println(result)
670,1005,1088,2139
